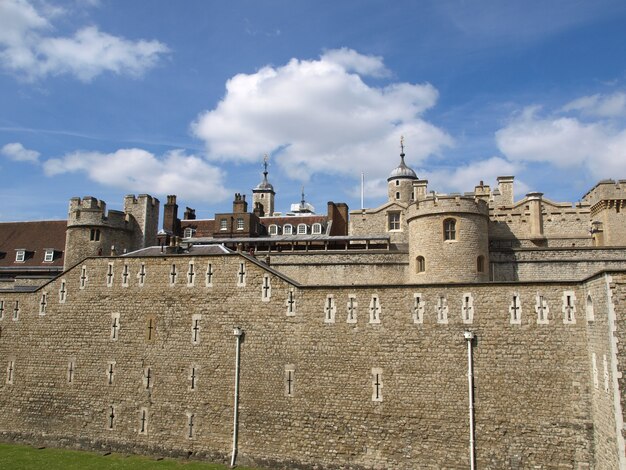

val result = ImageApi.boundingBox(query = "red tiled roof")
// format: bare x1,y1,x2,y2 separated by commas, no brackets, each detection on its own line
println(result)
0,220,66,269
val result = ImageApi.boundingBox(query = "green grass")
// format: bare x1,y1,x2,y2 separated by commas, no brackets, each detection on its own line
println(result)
0,443,258,469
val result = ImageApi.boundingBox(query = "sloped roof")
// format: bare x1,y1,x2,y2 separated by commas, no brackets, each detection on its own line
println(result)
0,220,66,269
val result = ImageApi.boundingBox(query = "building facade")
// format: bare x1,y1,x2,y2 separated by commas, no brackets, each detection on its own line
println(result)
1,152,626,468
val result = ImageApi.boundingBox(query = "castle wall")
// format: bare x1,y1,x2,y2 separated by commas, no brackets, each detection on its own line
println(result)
490,247,626,282
0,254,619,468
267,251,408,285
350,204,409,245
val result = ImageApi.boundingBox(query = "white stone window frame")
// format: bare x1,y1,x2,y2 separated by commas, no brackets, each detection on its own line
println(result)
586,294,595,322
58,279,67,303
535,293,549,325
268,224,279,236
137,262,146,287
121,263,130,288
443,218,457,242
79,265,88,290
205,262,214,288
219,219,228,231
39,292,47,316
312,223,323,235
285,364,296,397
509,293,522,325
297,223,308,235
106,360,116,385
346,294,357,324
371,367,383,402
412,293,424,324
188,364,199,391
187,261,196,287
562,290,577,324
43,249,54,263
139,407,149,435
283,224,293,235
12,300,19,321
286,288,296,316
462,293,474,324
15,249,26,263
387,212,401,231
186,412,196,439
236,262,246,287
324,294,336,324
106,262,114,287
261,274,271,302
236,217,244,231
183,227,195,238
369,294,381,324
436,295,448,324
110,312,120,341
6,359,15,385
191,314,202,345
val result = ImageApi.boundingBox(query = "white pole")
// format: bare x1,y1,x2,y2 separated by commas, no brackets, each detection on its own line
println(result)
231,327,243,467
361,172,364,210
465,331,476,470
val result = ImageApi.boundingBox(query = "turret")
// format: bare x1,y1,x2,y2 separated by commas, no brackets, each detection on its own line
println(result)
406,194,490,283
252,154,275,216
387,137,418,203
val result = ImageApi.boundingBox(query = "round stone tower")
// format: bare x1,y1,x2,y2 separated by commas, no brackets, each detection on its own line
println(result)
252,155,275,216
406,194,490,283
387,138,418,204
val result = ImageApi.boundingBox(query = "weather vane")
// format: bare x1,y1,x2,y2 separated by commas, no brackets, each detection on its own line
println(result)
400,135,405,155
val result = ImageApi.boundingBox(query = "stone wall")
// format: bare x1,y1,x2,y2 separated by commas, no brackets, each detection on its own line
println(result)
1,253,622,468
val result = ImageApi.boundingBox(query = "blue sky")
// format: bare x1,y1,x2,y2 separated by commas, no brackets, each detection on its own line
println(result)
2,0,626,221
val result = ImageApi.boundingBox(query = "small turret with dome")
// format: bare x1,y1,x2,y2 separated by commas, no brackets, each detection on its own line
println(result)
388,136,418,203
252,154,276,216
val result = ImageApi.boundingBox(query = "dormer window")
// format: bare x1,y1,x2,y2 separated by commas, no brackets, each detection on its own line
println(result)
312,223,322,235
183,227,195,238
268,224,279,236
297,224,308,235
15,250,26,263
283,224,293,235
44,249,55,262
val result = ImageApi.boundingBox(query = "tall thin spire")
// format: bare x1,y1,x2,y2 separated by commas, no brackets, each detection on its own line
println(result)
263,154,269,183
400,135,406,164
300,186,306,208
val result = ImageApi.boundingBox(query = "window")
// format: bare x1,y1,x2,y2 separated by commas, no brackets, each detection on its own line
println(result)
236,218,244,231
586,295,595,322
443,218,456,241
395,180,399,186
312,223,323,234
388,212,400,231
283,224,293,235
416,256,425,273
44,249,54,262
183,227,195,238
219,219,227,231
268,224,279,235
395,191,400,200
15,250,25,262
477,255,485,273
90,229,100,241
297,224,307,234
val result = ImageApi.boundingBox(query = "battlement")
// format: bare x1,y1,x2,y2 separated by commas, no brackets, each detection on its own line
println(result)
124,194,159,210
69,196,106,213
407,193,489,220
583,179,626,207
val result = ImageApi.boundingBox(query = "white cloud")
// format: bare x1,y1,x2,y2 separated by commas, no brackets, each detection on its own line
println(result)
43,148,230,201
192,49,452,181
1,142,40,162
496,105,626,178
0,0,169,81
563,92,626,118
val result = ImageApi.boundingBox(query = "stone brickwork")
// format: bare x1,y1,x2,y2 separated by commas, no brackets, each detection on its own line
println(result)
1,252,625,468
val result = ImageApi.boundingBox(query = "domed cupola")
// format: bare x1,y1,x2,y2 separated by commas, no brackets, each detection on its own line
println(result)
252,154,276,216
388,137,418,203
